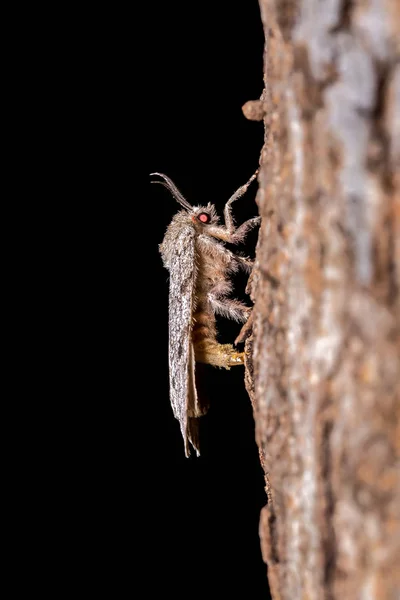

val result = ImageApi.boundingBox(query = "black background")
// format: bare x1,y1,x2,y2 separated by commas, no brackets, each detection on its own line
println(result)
65,1,271,597
141,2,270,596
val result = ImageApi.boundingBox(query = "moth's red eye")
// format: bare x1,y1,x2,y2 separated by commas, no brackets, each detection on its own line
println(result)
198,213,210,223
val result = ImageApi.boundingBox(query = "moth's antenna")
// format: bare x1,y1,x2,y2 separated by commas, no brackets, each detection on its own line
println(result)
150,172,193,211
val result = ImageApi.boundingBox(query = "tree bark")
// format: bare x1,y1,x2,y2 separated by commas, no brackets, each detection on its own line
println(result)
244,1,400,598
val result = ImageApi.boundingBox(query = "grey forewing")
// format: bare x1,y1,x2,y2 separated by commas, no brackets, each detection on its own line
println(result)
167,226,197,454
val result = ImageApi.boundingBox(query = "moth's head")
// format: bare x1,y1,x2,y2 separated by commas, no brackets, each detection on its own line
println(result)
150,172,219,227
190,203,218,227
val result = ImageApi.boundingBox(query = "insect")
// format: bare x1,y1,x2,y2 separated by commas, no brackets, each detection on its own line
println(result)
151,171,260,456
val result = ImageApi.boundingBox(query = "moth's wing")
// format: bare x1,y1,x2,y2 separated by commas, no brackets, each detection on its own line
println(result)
168,226,200,457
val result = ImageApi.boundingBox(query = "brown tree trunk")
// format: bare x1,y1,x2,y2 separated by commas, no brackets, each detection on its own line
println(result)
243,1,400,598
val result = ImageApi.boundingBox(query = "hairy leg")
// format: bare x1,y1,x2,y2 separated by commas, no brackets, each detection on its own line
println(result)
194,338,244,368
208,294,250,322
197,234,253,271
224,170,258,233
228,216,261,243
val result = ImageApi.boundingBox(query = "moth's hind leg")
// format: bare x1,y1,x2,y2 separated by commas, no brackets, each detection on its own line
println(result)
194,339,244,369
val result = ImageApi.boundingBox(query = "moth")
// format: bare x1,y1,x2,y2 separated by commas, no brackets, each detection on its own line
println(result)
151,171,260,457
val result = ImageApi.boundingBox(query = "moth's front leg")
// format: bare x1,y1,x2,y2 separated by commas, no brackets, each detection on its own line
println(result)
224,170,258,233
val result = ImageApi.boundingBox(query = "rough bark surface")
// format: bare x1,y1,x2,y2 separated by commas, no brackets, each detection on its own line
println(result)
245,1,400,598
